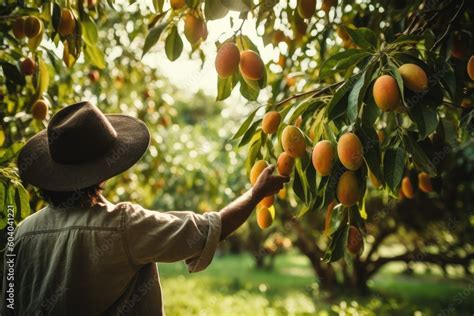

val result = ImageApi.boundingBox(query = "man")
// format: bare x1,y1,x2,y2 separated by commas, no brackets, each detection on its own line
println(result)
1,101,288,315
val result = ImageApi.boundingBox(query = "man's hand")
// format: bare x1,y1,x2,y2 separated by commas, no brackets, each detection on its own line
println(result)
219,165,289,240
252,165,290,201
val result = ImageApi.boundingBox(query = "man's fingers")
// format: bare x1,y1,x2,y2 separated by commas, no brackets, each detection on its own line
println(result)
272,175,290,183
264,165,275,175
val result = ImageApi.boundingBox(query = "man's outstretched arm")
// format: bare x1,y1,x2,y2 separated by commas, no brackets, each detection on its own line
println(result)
219,165,289,240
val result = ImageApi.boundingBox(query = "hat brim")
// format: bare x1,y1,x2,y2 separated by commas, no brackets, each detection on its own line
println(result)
18,114,150,191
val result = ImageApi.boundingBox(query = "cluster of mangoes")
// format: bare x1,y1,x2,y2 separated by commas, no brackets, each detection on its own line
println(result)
215,42,265,82
11,9,77,121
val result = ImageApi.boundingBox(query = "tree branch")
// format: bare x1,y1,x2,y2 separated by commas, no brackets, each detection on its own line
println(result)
367,250,474,278
274,80,343,109
365,226,397,262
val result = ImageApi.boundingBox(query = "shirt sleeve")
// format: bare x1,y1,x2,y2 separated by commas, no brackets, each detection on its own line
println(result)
123,203,221,273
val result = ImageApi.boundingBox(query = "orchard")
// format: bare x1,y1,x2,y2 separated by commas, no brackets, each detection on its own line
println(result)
1,0,474,314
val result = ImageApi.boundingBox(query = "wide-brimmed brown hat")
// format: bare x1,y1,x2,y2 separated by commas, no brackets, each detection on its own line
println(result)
18,101,150,191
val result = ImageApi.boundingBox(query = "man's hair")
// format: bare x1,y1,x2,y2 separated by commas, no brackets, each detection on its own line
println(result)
39,183,104,208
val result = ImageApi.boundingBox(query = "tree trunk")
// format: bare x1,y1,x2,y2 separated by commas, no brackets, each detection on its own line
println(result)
351,260,370,294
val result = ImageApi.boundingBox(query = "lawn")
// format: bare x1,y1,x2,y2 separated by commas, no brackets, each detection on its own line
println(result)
158,252,474,315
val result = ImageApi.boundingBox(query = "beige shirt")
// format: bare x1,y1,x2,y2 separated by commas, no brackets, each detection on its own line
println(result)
1,195,222,315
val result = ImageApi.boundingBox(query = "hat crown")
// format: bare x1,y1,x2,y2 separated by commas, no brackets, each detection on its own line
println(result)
48,102,118,164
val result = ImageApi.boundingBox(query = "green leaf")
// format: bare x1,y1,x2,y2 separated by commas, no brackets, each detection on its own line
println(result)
81,14,98,46
347,71,367,123
383,148,405,192
344,26,377,49
0,182,6,229
327,74,361,120
28,28,43,51
387,61,405,103
296,159,310,204
326,204,345,237
216,75,234,101
323,218,349,263
231,106,261,140
235,35,259,52
36,57,49,96
152,0,164,12
323,163,343,208
403,133,437,176
408,104,439,140
205,0,229,20
293,164,306,203
246,136,262,171
239,120,261,147
347,61,376,123
0,142,24,164
357,127,382,182
220,0,251,12
361,91,380,127
142,22,168,57
239,75,259,101
165,26,183,61
390,34,421,45
15,184,30,219
1,62,26,86
320,49,370,80
84,44,106,69
288,97,318,124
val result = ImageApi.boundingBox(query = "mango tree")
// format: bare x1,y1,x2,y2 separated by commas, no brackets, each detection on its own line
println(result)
1,0,473,292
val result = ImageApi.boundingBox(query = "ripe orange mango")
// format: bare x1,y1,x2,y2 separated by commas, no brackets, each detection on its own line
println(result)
260,195,274,208
24,16,42,38
294,16,307,36
272,30,285,45
215,42,240,78
282,125,306,158
257,206,274,229
321,0,337,14
347,226,363,255
58,9,76,37
461,98,472,108
418,172,433,193
278,186,287,200
337,133,363,171
277,152,295,176
297,0,316,19
262,111,281,134
239,50,265,81
12,17,26,39
398,63,428,92
468,56,474,81
88,70,100,82
184,14,207,45
250,160,268,186
312,140,334,176
32,99,49,120
373,75,400,111
401,176,415,199
170,0,185,9
21,57,36,75
336,171,360,206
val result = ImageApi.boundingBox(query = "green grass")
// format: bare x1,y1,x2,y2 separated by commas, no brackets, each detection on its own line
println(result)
158,252,474,315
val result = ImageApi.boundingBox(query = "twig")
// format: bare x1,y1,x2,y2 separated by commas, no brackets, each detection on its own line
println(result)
430,0,465,52
443,100,466,109
274,81,343,109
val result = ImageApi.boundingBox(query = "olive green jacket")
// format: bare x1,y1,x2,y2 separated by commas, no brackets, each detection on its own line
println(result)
1,195,221,315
